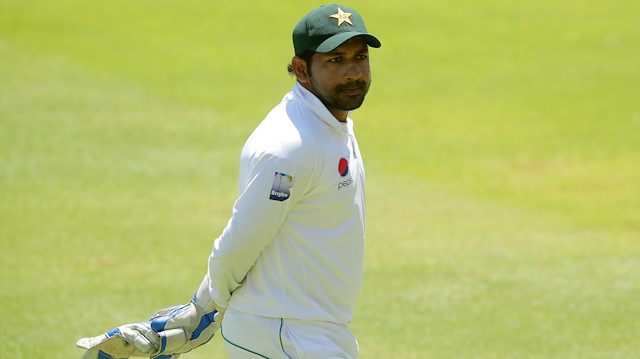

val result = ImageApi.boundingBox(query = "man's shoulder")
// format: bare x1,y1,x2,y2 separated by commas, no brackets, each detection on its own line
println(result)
243,110,308,161
258,96,326,139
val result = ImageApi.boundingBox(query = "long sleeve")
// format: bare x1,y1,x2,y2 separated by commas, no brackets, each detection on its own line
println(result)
208,149,308,308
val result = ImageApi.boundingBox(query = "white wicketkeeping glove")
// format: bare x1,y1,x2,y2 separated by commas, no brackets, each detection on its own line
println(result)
76,275,225,359
75,322,177,359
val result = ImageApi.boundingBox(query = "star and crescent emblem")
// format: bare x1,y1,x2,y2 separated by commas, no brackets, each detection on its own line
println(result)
330,7,353,26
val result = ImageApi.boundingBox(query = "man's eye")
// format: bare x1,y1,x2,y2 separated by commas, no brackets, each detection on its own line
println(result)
329,57,342,63
356,55,368,60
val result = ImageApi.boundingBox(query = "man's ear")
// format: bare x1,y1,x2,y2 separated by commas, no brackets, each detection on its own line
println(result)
291,56,310,84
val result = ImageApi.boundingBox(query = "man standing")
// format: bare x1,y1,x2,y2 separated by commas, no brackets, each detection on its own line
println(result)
76,4,380,359
212,4,381,358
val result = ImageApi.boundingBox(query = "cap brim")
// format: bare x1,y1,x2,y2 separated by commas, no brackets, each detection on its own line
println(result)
315,32,381,53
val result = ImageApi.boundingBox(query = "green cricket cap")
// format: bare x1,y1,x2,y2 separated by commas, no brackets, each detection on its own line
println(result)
293,4,381,56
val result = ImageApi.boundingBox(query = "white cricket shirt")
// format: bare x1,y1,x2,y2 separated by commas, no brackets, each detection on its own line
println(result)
208,83,366,324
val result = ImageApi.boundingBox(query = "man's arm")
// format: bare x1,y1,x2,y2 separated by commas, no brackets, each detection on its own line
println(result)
207,151,306,308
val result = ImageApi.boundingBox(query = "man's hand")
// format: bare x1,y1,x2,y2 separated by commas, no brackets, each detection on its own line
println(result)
76,275,224,358
148,275,225,356
75,322,177,359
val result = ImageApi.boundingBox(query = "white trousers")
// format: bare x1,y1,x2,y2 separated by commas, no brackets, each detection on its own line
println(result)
221,307,359,359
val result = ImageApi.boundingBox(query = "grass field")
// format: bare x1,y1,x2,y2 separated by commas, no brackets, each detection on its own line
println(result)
1,0,639,358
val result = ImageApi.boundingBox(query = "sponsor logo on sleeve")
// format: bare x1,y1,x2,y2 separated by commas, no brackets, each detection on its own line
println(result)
269,172,294,201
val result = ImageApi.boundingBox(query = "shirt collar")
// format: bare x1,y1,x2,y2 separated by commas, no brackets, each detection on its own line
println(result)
292,82,353,133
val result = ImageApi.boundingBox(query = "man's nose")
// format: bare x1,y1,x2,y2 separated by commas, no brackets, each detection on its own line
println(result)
344,60,363,81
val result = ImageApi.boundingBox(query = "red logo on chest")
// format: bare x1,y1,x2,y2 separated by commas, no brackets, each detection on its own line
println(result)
339,158,349,177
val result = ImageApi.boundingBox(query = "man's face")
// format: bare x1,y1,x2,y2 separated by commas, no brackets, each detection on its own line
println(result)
307,37,371,117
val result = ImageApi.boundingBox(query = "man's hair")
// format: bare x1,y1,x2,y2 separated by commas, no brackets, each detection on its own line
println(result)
287,50,315,78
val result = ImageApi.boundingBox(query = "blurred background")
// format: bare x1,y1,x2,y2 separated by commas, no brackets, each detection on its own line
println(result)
1,1,638,358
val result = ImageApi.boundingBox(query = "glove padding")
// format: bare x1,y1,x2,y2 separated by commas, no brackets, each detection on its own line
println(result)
76,275,224,358
75,322,177,359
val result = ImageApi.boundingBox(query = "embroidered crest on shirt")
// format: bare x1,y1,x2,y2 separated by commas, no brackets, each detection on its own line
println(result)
270,172,294,201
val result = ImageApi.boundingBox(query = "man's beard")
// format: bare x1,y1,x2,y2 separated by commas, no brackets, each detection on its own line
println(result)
309,78,370,112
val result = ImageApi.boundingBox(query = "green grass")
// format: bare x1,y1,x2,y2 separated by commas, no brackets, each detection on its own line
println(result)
1,1,639,358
